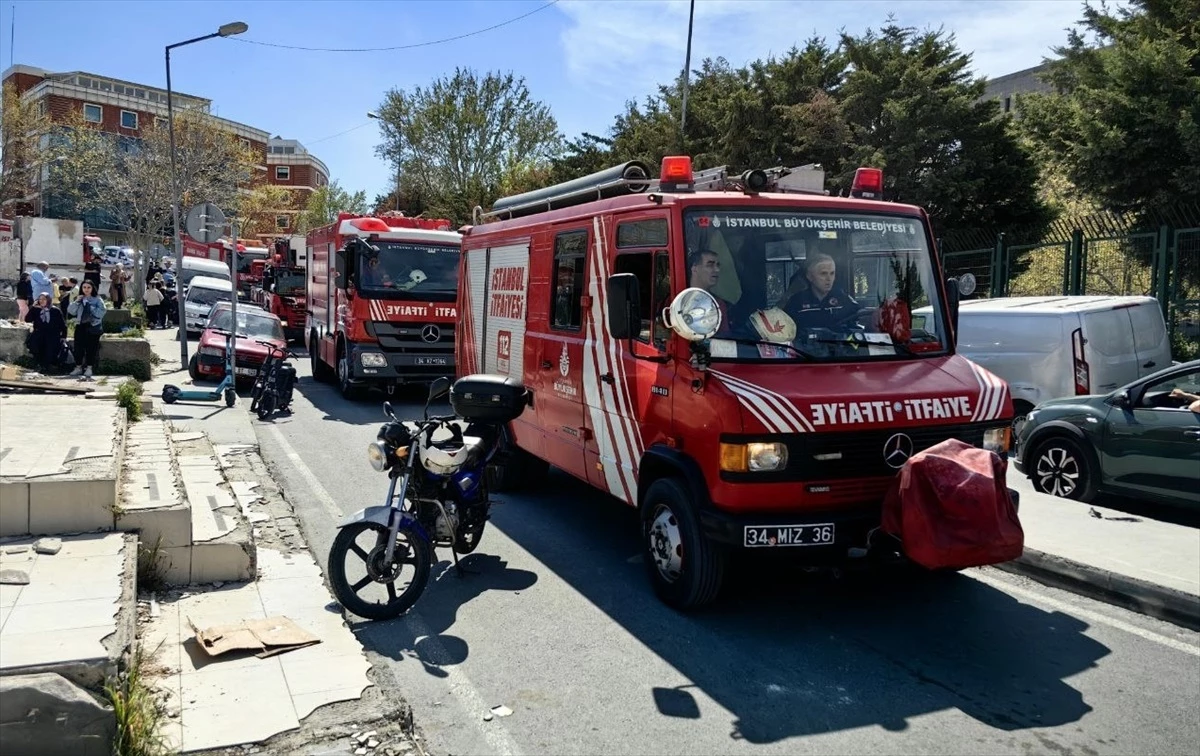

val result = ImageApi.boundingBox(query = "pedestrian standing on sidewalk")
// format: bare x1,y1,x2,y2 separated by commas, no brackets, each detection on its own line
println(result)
15,272,32,321
109,264,128,309
25,292,68,374
30,261,53,302
83,252,102,291
144,279,165,329
68,279,105,380
58,277,78,318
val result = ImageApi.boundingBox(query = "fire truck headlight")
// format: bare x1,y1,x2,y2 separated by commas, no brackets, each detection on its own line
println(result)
360,352,388,368
720,442,788,472
367,441,391,472
747,442,788,471
983,427,1011,455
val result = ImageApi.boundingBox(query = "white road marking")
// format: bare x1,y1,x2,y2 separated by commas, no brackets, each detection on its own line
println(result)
262,422,523,756
972,569,1200,657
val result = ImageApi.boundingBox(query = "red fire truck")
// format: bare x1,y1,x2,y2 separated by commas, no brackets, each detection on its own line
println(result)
307,212,461,398
249,238,306,343
456,156,1015,609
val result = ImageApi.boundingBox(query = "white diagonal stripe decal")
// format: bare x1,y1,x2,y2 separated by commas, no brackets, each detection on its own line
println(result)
711,370,812,432
711,373,793,433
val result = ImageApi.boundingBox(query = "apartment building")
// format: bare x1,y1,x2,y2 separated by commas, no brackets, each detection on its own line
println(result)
265,137,329,236
1,64,326,244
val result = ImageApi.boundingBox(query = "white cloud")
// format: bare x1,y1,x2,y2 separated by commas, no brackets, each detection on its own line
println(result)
557,0,1093,100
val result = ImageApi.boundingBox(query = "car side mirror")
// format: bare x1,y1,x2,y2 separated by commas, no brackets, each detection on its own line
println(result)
1109,390,1131,409
606,273,641,341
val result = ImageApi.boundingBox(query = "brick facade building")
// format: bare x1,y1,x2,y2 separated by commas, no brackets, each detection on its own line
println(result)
265,137,330,235
1,64,326,245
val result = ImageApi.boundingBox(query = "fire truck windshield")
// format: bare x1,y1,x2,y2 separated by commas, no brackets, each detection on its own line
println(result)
273,272,305,295
354,242,458,298
683,208,948,362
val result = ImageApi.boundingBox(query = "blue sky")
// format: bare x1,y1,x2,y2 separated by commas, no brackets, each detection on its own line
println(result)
2,0,1095,201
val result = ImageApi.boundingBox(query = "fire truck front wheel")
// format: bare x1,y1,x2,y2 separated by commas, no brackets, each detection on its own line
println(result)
336,341,364,400
641,478,726,611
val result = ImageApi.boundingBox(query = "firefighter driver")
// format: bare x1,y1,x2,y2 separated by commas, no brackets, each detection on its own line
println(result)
779,252,862,330
358,255,392,289
688,249,733,336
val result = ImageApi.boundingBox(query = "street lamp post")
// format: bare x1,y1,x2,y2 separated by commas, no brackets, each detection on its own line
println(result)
167,21,248,369
366,111,401,212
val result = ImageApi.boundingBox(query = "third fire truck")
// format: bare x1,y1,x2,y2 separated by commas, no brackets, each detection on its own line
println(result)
249,238,307,344
307,212,461,398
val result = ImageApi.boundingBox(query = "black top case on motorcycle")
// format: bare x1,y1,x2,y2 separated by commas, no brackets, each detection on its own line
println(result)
449,374,530,425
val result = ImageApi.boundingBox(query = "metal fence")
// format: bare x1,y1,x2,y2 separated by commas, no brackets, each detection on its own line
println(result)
939,211,1200,360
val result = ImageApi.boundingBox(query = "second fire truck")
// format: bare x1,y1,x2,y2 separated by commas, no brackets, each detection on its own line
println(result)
306,212,461,398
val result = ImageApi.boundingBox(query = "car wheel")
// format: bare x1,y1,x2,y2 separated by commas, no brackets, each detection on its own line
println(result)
188,354,201,382
640,478,726,611
1011,399,1035,441
1031,435,1097,502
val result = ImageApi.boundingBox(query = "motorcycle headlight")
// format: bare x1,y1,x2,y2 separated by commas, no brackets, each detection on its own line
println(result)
367,441,391,472
983,427,1011,455
360,352,388,368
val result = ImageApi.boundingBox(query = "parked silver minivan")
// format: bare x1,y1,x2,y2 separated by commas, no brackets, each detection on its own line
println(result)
914,295,1174,427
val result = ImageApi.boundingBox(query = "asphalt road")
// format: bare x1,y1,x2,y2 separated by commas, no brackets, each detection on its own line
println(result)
253,360,1200,756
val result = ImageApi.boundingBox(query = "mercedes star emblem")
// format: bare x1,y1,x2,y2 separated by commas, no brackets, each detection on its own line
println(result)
420,324,440,343
883,432,914,469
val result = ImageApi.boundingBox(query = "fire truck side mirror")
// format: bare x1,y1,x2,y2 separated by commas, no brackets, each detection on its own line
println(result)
335,248,348,284
606,273,642,341
945,275,960,346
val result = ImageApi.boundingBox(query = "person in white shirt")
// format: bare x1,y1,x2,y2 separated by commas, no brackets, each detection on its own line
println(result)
143,280,166,329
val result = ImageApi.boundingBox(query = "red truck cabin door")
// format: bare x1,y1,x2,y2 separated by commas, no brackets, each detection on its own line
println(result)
527,229,589,479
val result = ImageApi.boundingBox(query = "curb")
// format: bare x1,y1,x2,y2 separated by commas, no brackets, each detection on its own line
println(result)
995,547,1200,632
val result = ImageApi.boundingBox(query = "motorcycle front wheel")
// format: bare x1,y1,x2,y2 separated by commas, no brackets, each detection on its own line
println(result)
256,391,276,420
328,521,432,620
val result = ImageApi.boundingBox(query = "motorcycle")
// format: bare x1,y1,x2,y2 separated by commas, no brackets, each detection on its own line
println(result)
327,374,529,620
249,341,297,421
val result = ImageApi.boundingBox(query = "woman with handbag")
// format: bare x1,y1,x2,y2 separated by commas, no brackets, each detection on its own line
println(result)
68,280,106,380
24,292,68,373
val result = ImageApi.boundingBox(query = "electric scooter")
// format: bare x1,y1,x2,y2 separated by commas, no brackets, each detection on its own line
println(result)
162,327,238,408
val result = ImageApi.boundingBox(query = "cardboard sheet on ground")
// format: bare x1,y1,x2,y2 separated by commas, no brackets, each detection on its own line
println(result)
187,615,321,658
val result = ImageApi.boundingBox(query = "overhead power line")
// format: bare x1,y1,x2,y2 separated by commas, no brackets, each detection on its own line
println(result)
228,0,560,52
303,121,374,146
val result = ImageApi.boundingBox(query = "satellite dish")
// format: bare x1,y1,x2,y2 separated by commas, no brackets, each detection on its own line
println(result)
185,203,227,243
663,287,722,341
957,273,978,297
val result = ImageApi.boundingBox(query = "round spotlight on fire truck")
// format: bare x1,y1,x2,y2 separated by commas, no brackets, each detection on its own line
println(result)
740,169,769,192
664,288,722,341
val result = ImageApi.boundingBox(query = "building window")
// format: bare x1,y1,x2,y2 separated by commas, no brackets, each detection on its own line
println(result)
239,138,251,152
276,215,290,230
120,110,138,129
616,218,669,248
284,146,295,154
551,230,588,331
275,166,290,180
155,117,168,131
1003,96,1012,113
83,104,102,123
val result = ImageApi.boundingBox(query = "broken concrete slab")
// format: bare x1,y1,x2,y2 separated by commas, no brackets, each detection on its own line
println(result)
33,537,62,555
0,568,30,585
0,672,115,756
187,615,320,658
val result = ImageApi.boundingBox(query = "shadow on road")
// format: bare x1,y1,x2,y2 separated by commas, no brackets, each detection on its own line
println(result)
350,552,538,679
485,468,1109,743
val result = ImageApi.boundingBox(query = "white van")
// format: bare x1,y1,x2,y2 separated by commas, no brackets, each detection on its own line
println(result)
183,275,235,336
914,295,1173,425
179,257,232,295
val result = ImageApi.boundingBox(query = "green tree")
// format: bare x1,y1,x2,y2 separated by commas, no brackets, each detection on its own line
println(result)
238,183,297,239
374,68,563,224
0,82,52,213
835,24,1049,233
1019,0,1200,212
43,108,115,221
303,179,369,229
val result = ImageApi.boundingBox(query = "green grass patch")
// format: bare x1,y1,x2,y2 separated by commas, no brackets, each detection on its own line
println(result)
105,644,170,756
99,359,152,381
115,379,144,421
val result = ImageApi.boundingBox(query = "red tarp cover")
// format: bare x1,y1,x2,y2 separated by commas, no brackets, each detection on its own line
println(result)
881,438,1024,570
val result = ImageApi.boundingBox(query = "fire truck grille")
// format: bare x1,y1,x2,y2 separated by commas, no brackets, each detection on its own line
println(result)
725,422,1004,483
365,322,456,354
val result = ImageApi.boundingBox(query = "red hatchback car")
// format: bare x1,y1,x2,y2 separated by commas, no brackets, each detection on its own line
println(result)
189,303,287,384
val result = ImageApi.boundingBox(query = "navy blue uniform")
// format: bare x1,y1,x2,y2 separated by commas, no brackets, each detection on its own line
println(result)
785,286,862,330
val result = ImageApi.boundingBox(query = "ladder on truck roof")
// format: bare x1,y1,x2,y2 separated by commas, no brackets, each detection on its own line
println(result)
474,161,827,224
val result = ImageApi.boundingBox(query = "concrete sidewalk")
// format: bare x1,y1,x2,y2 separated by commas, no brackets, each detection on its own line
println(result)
999,479,1200,631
